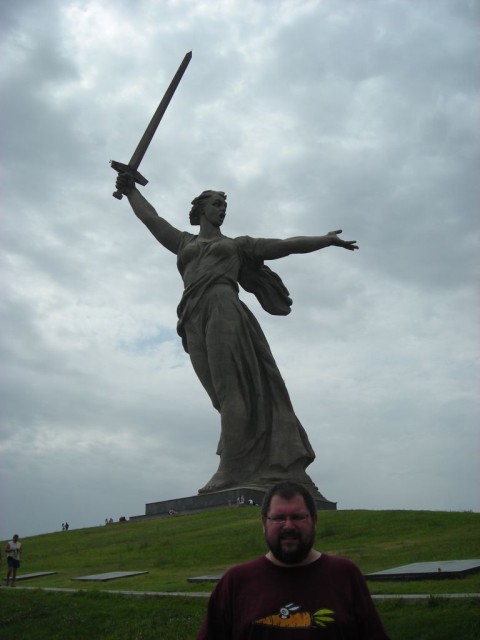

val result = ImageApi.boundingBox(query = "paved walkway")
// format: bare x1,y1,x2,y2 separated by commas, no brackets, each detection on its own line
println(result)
2,585,480,602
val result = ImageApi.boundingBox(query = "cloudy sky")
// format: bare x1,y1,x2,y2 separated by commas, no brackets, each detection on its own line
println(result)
1,0,478,540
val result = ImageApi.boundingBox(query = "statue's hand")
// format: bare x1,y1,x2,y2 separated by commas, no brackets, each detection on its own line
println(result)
115,172,136,196
327,229,358,251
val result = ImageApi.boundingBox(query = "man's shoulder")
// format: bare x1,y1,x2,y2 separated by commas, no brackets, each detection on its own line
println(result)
320,553,364,577
221,556,268,581
221,554,362,580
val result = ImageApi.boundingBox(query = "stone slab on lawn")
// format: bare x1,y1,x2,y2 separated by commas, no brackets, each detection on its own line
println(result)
366,559,480,581
73,571,148,582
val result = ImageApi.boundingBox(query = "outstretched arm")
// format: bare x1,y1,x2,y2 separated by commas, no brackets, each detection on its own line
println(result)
115,174,182,254
259,230,358,260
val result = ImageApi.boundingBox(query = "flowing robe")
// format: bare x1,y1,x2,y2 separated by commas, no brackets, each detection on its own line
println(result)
175,232,315,490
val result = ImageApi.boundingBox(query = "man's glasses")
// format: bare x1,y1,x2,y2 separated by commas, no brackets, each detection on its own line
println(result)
266,513,310,524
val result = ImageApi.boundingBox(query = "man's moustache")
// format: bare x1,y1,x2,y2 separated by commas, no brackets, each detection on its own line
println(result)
280,531,300,539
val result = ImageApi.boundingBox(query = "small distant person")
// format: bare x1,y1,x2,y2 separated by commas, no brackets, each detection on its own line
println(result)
65,522,69,531
62,523,65,531
197,481,389,639
5,534,22,587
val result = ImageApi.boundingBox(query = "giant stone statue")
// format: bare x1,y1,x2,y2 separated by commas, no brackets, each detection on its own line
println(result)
115,177,357,494
112,53,358,497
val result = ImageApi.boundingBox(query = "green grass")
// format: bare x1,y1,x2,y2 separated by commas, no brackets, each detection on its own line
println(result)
0,590,205,640
1,508,479,639
1,590,479,640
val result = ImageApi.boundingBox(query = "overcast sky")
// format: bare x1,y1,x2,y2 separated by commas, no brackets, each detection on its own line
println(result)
1,0,479,541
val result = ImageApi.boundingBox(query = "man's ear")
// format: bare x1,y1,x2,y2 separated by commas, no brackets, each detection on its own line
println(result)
261,516,267,534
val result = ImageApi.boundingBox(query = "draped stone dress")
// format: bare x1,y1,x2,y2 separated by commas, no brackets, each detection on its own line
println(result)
175,232,315,492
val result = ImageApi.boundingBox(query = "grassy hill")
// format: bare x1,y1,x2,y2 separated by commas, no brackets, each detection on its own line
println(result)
12,507,480,593
1,508,479,639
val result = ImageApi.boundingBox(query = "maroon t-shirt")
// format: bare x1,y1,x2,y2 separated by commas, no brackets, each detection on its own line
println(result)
197,554,389,639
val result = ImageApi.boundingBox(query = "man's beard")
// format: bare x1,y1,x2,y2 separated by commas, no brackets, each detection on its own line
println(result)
266,529,315,565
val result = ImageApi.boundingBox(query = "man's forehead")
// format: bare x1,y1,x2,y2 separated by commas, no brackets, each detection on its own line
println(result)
268,493,307,511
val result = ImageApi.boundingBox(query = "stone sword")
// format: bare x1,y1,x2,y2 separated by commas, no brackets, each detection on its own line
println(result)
110,51,192,199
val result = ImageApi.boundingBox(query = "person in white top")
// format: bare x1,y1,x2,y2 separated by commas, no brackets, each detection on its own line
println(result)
5,534,22,587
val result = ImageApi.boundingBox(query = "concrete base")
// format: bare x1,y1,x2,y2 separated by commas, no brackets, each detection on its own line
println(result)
366,559,480,581
5,572,57,582
73,571,148,582
130,485,336,521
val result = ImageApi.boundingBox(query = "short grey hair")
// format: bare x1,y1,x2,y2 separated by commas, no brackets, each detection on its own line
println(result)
261,481,317,519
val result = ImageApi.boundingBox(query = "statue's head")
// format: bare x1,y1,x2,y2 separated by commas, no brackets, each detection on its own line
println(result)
189,190,227,226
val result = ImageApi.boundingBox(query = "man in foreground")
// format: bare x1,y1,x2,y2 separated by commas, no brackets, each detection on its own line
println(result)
197,481,389,639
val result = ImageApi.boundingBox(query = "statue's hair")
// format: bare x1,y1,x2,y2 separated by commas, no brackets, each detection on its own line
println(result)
261,481,317,519
189,190,227,226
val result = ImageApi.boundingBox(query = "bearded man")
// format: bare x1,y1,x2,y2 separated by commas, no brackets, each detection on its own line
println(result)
197,481,389,639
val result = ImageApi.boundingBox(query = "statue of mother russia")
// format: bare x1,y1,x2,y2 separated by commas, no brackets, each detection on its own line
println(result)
115,174,358,495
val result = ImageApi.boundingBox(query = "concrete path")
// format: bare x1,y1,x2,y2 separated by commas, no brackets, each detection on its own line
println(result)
2,585,480,602
1,585,211,597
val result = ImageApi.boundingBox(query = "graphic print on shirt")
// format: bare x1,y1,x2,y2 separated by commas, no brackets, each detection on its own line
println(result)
255,602,335,629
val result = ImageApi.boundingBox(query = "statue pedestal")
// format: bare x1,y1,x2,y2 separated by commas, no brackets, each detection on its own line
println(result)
130,485,336,521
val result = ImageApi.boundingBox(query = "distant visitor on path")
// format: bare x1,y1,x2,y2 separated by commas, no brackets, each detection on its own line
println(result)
196,481,390,639
5,534,22,587
116,175,358,493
